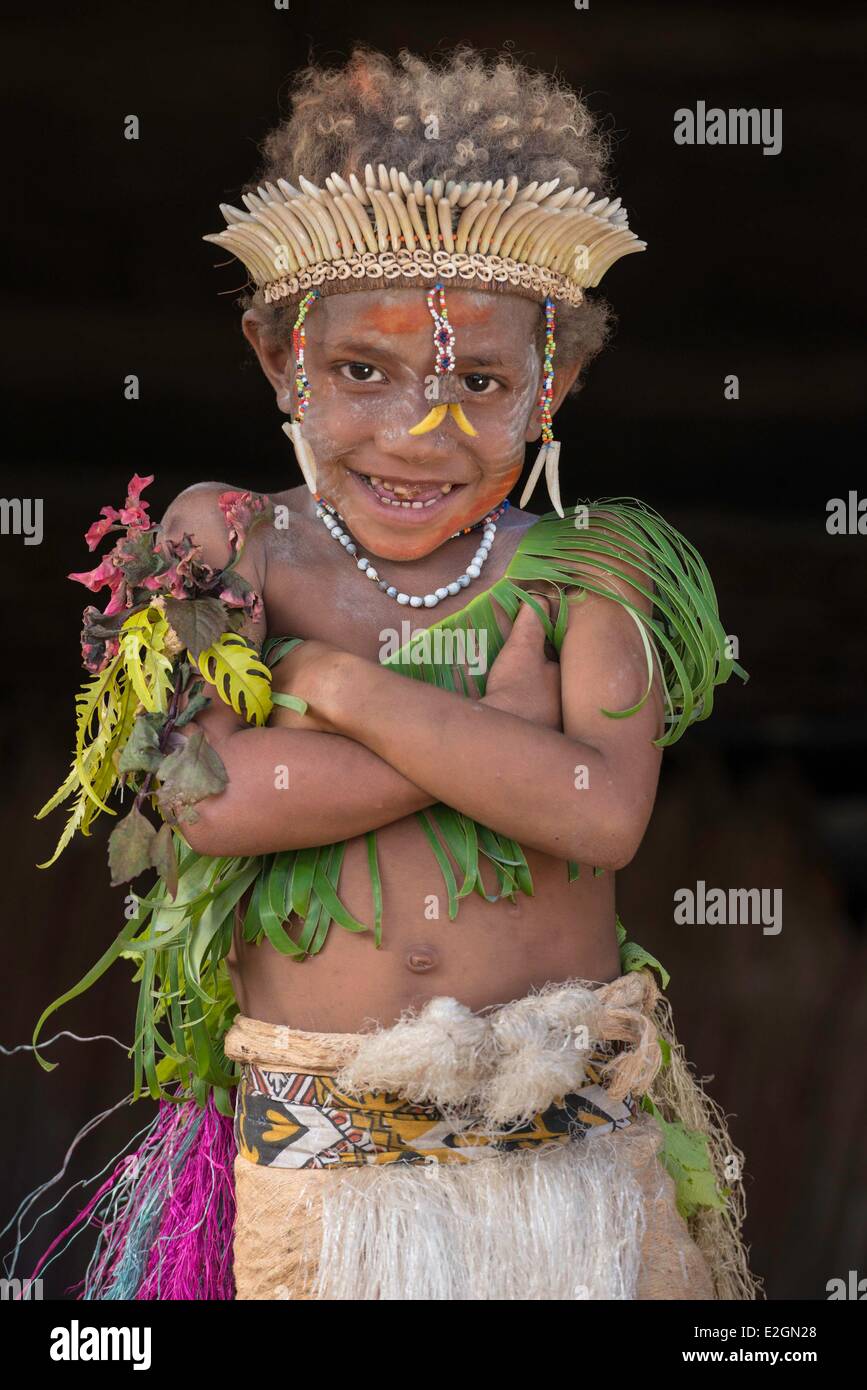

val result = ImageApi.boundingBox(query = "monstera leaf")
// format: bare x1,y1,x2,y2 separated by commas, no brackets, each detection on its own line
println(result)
196,633,273,726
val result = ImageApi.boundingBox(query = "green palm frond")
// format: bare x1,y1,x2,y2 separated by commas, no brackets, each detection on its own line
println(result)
383,499,748,746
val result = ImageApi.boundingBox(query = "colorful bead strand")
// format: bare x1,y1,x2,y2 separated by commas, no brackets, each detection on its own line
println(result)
539,296,556,444
427,281,456,377
292,289,321,422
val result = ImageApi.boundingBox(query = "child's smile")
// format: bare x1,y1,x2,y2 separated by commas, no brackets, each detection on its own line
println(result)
345,466,466,520
280,287,549,561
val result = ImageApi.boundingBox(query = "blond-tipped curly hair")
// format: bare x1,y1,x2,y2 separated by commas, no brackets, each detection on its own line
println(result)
244,46,621,389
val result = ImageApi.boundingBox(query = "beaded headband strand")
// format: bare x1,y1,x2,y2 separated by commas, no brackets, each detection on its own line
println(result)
280,288,321,495
408,280,477,438
292,288,320,422
518,295,563,516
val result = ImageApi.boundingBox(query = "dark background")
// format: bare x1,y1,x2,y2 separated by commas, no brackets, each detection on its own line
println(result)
2,0,865,1300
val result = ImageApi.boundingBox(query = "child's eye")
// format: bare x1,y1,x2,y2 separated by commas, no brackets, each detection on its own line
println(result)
338,362,385,383
462,373,500,395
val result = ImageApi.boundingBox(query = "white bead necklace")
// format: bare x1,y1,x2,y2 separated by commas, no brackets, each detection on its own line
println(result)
315,499,506,609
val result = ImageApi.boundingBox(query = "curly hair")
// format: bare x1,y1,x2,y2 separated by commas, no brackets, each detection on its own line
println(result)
242,46,622,388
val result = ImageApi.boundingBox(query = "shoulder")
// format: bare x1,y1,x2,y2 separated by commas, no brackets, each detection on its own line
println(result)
556,498,747,745
159,481,240,569
522,503,658,620
576,504,656,619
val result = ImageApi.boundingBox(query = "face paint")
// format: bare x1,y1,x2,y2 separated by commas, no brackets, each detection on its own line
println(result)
291,288,545,562
358,297,496,336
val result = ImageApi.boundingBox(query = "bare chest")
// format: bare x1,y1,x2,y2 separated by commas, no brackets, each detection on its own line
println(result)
260,511,538,661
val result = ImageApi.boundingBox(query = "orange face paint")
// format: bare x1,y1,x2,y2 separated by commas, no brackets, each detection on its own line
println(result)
358,295,496,335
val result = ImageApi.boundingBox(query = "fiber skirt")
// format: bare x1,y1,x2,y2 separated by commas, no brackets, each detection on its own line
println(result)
224,972,717,1300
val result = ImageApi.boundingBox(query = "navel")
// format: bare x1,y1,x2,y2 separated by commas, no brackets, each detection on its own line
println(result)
405,944,439,973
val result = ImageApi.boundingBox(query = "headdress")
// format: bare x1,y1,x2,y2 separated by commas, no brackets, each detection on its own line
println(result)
204,163,643,310
204,164,645,516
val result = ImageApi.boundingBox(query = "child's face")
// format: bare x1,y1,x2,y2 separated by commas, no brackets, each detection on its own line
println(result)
279,288,550,561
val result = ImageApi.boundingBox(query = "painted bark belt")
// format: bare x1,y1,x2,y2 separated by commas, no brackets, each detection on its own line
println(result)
224,973,663,1170
233,1040,639,1169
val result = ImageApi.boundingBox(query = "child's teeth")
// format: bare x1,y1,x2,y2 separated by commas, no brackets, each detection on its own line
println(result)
362,472,458,506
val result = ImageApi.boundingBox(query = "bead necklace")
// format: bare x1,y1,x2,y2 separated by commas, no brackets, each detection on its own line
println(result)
315,498,510,608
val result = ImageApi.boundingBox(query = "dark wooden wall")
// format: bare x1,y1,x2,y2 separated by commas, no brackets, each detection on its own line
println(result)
2,0,865,1300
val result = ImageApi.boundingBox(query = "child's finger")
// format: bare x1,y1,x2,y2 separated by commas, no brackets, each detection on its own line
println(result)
512,595,552,638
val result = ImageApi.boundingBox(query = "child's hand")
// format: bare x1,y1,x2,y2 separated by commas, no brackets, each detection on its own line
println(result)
481,598,562,730
268,640,346,733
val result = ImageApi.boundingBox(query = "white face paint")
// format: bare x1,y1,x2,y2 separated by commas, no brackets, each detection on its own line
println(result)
288,287,550,562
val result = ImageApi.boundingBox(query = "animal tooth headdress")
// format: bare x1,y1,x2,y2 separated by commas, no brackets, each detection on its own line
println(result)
204,163,645,515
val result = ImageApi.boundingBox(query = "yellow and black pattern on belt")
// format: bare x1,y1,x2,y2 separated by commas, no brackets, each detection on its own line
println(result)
235,1043,638,1169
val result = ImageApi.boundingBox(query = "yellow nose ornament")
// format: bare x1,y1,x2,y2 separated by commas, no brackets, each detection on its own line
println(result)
408,403,477,437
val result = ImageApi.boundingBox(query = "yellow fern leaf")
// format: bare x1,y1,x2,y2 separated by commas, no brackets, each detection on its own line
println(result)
81,677,139,834
196,633,273,726
37,787,89,868
35,761,80,821
119,608,173,714
39,669,148,863
72,654,125,815
38,616,177,866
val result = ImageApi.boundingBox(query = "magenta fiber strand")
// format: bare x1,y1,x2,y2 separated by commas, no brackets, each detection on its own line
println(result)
137,1096,236,1300
26,1090,236,1300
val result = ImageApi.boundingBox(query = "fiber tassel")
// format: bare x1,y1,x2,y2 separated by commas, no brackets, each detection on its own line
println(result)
136,1095,236,1301
24,1091,236,1301
282,420,318,496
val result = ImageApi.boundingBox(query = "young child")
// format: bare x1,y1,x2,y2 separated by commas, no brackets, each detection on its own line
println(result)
28,46,759,1301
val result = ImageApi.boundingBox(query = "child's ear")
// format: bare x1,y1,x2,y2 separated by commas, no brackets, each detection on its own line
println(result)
524,357,583,442
242,309,295,414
